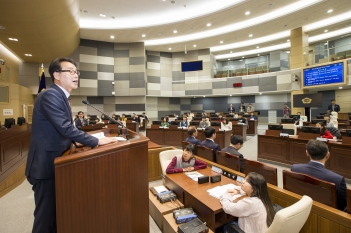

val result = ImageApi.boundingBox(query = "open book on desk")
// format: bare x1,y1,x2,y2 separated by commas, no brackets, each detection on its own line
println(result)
185,171,204,181
207,183,244,201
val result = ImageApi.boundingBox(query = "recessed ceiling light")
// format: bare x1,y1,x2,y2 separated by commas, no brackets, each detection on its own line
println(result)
257,54,260,56
242,56,245,58
207,23,211,27
203,96,205,98
9,38,18,41
99,14,106,17
110,36,114,39
239,59,243,61
142,34,146,37
249,34,253,37
194,96,196,98
324,29,328,32
339,87,343,89
168,48,172,50
220,41,223,43
259,92,262,95
303,52,306,54
193,45,196,47
287,39,290,42
173,30,177,33
230,95,232,96
245,11,250,15
256,46,259,48
286,51,290,53
162,0,166,1
228,59,230,60
24,54,32,56
327,9,333,13
230,51,233,53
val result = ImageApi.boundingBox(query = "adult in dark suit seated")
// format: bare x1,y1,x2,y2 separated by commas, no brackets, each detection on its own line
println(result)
327,99,340,112
74,111,88,130
221,135,244,173
201,126,221,161
185,126,202,146
179,115,188,127
25,58,118,233
249,112,257,120
291,140,346,211
228,104,235,113
131,113,140,123
238,113,247,124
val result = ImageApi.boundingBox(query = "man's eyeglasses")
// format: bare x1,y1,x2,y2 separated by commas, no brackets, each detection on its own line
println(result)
56,69,80,76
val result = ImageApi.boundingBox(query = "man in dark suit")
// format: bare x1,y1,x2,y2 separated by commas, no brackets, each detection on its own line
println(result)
228,104,235,113
221,135,244,173
25,58,117,233
201,126,221,161
291,140,346,211
185,127,202,146
74,111,88,130
131,113,140,123
327,99,340,112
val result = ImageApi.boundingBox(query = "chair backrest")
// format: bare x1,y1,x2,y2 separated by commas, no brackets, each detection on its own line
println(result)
283,170,337,208
243,159,277,185
281,124,297,135
266,195,313,233
182,141,189,150
196,145,214,162
217,151,240,172
346,188,351,214
159,149,183,175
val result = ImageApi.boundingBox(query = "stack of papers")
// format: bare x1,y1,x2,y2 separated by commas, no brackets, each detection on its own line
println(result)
207,184,243,200
91,132,105,139
154,186,168,193
185,171,204,181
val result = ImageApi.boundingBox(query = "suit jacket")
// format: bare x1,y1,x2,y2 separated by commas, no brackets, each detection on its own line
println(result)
180,120,188,127
185,136,202,146
228,107,235,112
291,161,346,211
221,146,244,173
328,104,340,112
249,116,257,120
25,84,98,179
201,139,221,160
75,117,88,130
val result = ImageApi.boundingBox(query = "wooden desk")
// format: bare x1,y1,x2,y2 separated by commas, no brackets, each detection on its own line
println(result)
146,128,232,148
198,157,351,233
231,124,247,141
126,122,139,133
258,132,351,179
165,167,237,231
247,120,258,135
81,124,106,132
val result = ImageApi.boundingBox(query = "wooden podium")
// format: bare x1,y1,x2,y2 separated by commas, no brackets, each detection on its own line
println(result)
54,128,149,233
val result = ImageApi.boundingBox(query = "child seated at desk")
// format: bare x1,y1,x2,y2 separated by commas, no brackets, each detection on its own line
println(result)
220,172,276,233
221,118,232,130
316,122,333,139
160,117,169,127
166,144,207,174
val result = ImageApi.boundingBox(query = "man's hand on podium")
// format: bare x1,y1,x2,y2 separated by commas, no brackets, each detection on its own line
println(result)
98,137,118,145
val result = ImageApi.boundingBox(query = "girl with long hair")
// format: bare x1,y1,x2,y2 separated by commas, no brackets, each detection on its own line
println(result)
220,172,276,233
316,122,333,139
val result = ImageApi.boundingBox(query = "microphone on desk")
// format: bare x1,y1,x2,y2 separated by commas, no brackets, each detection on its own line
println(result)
82,100,129,140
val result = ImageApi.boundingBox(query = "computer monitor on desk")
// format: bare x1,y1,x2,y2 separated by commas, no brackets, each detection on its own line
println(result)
268,125,283,130
190,121,199,126
211,122,221,126
289,114,300,119
152,121,161,125
345,130,351,137
4,118,15,128
17,117,26,125
301,126,320,134
311,119,326,125
281,118,295,123
316,115,325,119
170,121,179,125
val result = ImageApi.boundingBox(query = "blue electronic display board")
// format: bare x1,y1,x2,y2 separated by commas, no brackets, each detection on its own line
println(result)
181,60,203,72
303,62,344,87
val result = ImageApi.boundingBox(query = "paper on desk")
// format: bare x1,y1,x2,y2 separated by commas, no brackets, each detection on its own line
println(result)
207,184,243,200
115,137,127,141
185,171,204,181
91,132,105,139
154,186,168,193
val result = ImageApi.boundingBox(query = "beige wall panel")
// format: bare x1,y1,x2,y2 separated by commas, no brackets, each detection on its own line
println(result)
242,86,259,93
79,62,97,72
114,43,130,50
160,57,172,64
97,56,114,65
148,90,161,96
114,57,129,66
129,88,145,95
160,63,172,71
198,82,212,89
160,90,172,96
147,62,160,70
129,42,144,50
185,71,198,77
198,55,210,62
98,72,114,80
213,89,227,95
114,88,130,96
79,46,97,56
80,79,97,88
146,51,160,56
185,83,198,90
173,91,185,96
80,54,98,64
160,70,172,78
277,74,291,84
147,69,161,76
130,49,145,57
129,65,145,73
184,56,197,62
172,64,181,71
114,96,131,104
114,65,130,73
336,89,351,113
290,45,303,56
103,96,116,104
172,58,183,64
79,87,97,96
114,80,129,89
130,96,146,104
148,83,161,90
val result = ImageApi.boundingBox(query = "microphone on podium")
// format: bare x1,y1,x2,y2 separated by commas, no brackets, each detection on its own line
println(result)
82,100,129,140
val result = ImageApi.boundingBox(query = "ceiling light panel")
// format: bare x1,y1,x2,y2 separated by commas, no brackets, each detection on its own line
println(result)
304,11,351,31
81,0,246,29
144,0,320,46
